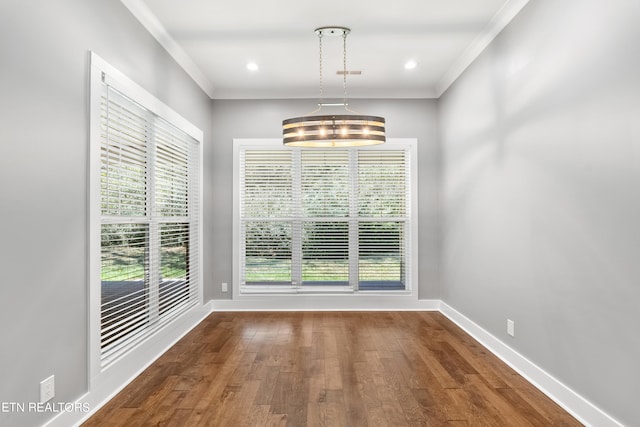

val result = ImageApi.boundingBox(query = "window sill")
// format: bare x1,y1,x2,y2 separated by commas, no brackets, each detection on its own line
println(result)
238,286,412,296
240,286,354,295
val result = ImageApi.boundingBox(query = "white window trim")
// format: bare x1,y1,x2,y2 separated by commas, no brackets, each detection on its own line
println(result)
88,52,203,383
232,138,419,300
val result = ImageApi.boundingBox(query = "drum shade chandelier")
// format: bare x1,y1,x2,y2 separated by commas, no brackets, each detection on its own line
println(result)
283,26,385,147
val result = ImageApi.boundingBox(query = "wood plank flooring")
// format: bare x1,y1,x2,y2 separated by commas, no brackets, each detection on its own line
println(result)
82,311,583,426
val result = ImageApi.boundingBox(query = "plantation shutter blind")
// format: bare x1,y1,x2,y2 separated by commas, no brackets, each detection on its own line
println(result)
238,144,411,293
100,82,199,367
300,150,350,286
357,150,409,290
240,150,293,285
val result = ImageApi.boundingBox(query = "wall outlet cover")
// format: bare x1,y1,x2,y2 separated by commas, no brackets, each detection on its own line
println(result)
507,319,515,337
40,375,55,403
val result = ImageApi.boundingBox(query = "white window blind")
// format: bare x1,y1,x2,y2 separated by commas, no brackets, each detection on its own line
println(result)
357,151,409,290
240,150,293,285
99,82,200,368
301,151,350,286
238,144,411,292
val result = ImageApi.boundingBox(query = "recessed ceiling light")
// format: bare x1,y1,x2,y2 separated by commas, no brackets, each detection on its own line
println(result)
404,60,417,70
246,62,259,71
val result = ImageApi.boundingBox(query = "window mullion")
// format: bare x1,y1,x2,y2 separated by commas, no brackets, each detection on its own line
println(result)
147,116,160,325
348,149,359,290
291,149,302,288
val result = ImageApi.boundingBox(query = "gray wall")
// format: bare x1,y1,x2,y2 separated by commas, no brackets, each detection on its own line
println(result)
0,1,212,426
4,0,636,425
208,99,440,300
439,0,640,424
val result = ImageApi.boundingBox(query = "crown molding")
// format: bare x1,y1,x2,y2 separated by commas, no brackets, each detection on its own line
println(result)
122,0,529,100
120,0,216,98
436,0,531,97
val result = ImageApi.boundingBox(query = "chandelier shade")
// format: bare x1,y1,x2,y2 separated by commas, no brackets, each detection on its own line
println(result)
282,26,386,147
283,114,385,147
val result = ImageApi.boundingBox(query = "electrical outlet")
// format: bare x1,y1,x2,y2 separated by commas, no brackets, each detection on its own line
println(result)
507,319,515,337
40,375,55,403
221,282,228,292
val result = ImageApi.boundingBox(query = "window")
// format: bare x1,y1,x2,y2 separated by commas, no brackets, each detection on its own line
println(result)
235,139,415,294
90,54,202,370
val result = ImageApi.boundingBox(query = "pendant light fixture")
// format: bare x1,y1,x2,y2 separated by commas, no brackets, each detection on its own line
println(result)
283,26,385,147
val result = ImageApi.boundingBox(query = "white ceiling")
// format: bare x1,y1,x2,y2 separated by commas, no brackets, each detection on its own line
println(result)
123,0,530,99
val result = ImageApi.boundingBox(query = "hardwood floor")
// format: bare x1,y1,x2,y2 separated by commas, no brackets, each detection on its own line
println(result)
83,311,582,426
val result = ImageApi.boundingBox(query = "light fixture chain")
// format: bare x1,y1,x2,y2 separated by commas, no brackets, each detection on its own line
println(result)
318,31,323,106
342,29,348,107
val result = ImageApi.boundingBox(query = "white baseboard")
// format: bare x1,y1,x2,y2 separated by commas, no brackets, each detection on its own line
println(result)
45,299,622,427
44,301,214,427
439,302,623,427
